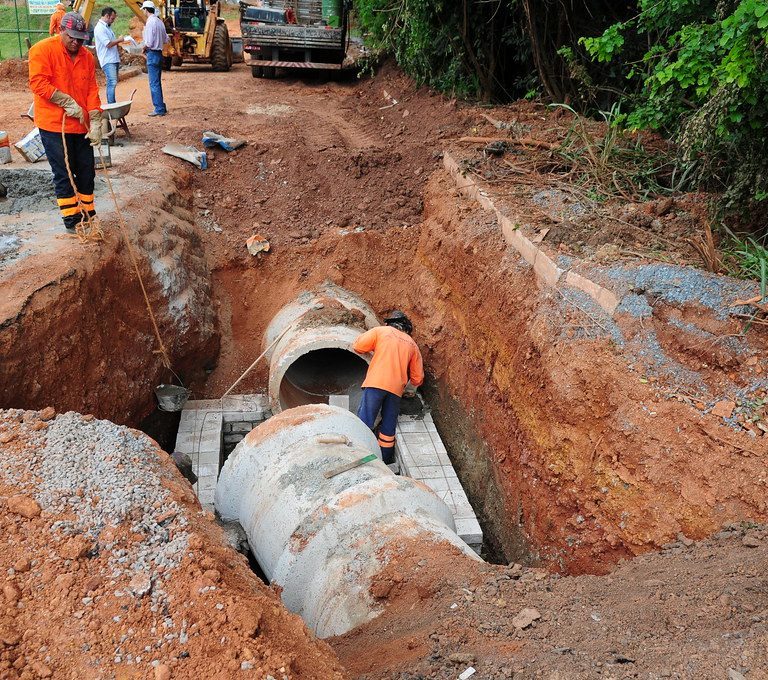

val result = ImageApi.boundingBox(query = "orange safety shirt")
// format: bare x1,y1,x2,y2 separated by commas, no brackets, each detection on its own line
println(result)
48,8,66,36
29,36,101,135
353,325,424,397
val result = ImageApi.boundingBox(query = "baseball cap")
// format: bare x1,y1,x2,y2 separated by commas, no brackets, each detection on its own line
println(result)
60,11,89,40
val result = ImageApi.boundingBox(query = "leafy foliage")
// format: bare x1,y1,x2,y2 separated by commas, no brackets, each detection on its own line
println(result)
581,1,768,215
353,0,533,101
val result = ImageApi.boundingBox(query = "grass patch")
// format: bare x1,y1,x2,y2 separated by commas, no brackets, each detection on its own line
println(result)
0,0,138,60
721,230,768,298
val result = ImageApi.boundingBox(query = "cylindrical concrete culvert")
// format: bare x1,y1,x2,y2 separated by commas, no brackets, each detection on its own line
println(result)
264,284,380,413
215,405,480,638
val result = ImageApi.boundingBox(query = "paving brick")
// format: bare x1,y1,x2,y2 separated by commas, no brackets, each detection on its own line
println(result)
223,434,244,445
397,419,428,433
229,422,254,434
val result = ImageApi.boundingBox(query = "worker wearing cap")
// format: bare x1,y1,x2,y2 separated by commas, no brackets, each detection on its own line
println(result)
48,2,67,36
353,311,424,469
141,0,169,117
29,12,102,234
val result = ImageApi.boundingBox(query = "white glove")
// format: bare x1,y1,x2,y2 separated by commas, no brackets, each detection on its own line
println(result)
87,110,103,147
50,89,85,126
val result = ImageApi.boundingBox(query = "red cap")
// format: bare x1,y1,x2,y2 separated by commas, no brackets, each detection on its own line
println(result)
60,12,89,40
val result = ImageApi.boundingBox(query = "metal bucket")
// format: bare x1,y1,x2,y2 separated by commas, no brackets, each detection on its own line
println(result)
154,384,190,412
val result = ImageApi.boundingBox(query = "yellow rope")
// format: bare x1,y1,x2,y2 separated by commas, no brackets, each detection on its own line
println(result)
60,116,103,243
60,113,174,374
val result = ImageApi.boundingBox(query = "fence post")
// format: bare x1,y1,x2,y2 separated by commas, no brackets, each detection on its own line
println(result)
14,0,24,58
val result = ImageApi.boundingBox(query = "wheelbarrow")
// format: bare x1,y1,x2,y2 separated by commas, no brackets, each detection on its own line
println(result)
101,89,136,141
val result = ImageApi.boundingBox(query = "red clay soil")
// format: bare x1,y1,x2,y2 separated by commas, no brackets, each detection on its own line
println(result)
2,55,768,679
331,528,768,679
0,408,345,680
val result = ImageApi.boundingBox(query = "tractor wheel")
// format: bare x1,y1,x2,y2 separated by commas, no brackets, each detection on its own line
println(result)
251,65,263,78
171,55,183,67
162,55,172,71
211,23,232,72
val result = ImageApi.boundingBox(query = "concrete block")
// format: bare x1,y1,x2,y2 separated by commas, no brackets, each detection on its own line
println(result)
455,517,483,546
198,450,220,466
223,410,262,421
412,465,445,479
397,419,428,433
196,463,219,478
179,410,197,429
199,432,221,451
422,477,450,494
224,434,244,445
411,451,441,467
229,422,254,434
184,399,222,411
454,501,478,520
565,270,620,315
533,251,563,287
328,395,350,410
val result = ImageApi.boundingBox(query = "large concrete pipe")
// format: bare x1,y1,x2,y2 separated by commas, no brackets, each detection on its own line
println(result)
215,405,479,637
264,284,380,413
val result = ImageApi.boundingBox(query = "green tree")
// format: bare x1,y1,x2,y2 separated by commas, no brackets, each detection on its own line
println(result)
582,0,768,214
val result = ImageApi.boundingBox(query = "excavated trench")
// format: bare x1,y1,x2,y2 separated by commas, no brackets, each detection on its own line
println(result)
2,142,767,608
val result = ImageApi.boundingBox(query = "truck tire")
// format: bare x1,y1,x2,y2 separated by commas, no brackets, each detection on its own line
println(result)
264,66,276,79
251,65,263,78
162,55,172,70
211,23,232,72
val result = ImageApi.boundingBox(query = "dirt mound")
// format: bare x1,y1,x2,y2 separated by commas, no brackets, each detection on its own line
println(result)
332,526,768,678
0,409,345,679
0,60,28,89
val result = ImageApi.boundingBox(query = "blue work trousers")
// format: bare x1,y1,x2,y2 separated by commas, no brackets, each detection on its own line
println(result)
39,128,95,229
102,62,119,104
357,387,401,464
145,50,167,114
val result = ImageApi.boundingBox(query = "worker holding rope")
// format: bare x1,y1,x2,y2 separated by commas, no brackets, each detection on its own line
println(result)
29,12,103,235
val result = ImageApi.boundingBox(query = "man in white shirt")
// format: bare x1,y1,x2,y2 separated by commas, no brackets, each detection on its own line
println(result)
93,7,124,104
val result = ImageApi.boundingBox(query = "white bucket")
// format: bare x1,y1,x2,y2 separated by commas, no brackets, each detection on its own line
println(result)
0,132,11,165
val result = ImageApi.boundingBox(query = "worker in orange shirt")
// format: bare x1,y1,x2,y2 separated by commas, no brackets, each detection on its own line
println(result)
352,311,424,470
29,12,103,233
49,2,67,35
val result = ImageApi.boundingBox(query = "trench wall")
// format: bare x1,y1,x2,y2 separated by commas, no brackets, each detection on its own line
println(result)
0,175,220,426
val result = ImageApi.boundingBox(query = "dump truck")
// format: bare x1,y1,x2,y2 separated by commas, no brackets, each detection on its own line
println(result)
239,0,350,78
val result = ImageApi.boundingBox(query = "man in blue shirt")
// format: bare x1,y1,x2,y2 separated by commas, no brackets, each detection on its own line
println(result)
93,7,124,104
141,0,169,116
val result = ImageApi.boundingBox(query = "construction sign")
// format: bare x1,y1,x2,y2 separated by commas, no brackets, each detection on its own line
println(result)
28,0,59,15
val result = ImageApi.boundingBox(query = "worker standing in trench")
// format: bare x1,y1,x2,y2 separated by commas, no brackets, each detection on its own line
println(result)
352,311,424,472
28,12,103,233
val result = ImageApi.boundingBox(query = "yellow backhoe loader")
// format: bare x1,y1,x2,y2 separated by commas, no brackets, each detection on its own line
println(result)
74,0,232,71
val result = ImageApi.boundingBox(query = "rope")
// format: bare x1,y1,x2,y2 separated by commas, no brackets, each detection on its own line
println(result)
61,116,103,243
221,325,292,398
60,112,174,375
94,143,174,372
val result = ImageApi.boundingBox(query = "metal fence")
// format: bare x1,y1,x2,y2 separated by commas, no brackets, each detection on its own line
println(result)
0,0,49,59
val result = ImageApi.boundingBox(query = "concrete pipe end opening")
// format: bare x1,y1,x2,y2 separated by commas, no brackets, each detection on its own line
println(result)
269,326,371,414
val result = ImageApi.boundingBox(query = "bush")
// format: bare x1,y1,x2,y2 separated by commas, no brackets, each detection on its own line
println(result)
581,0,768,217
354,0,533,102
